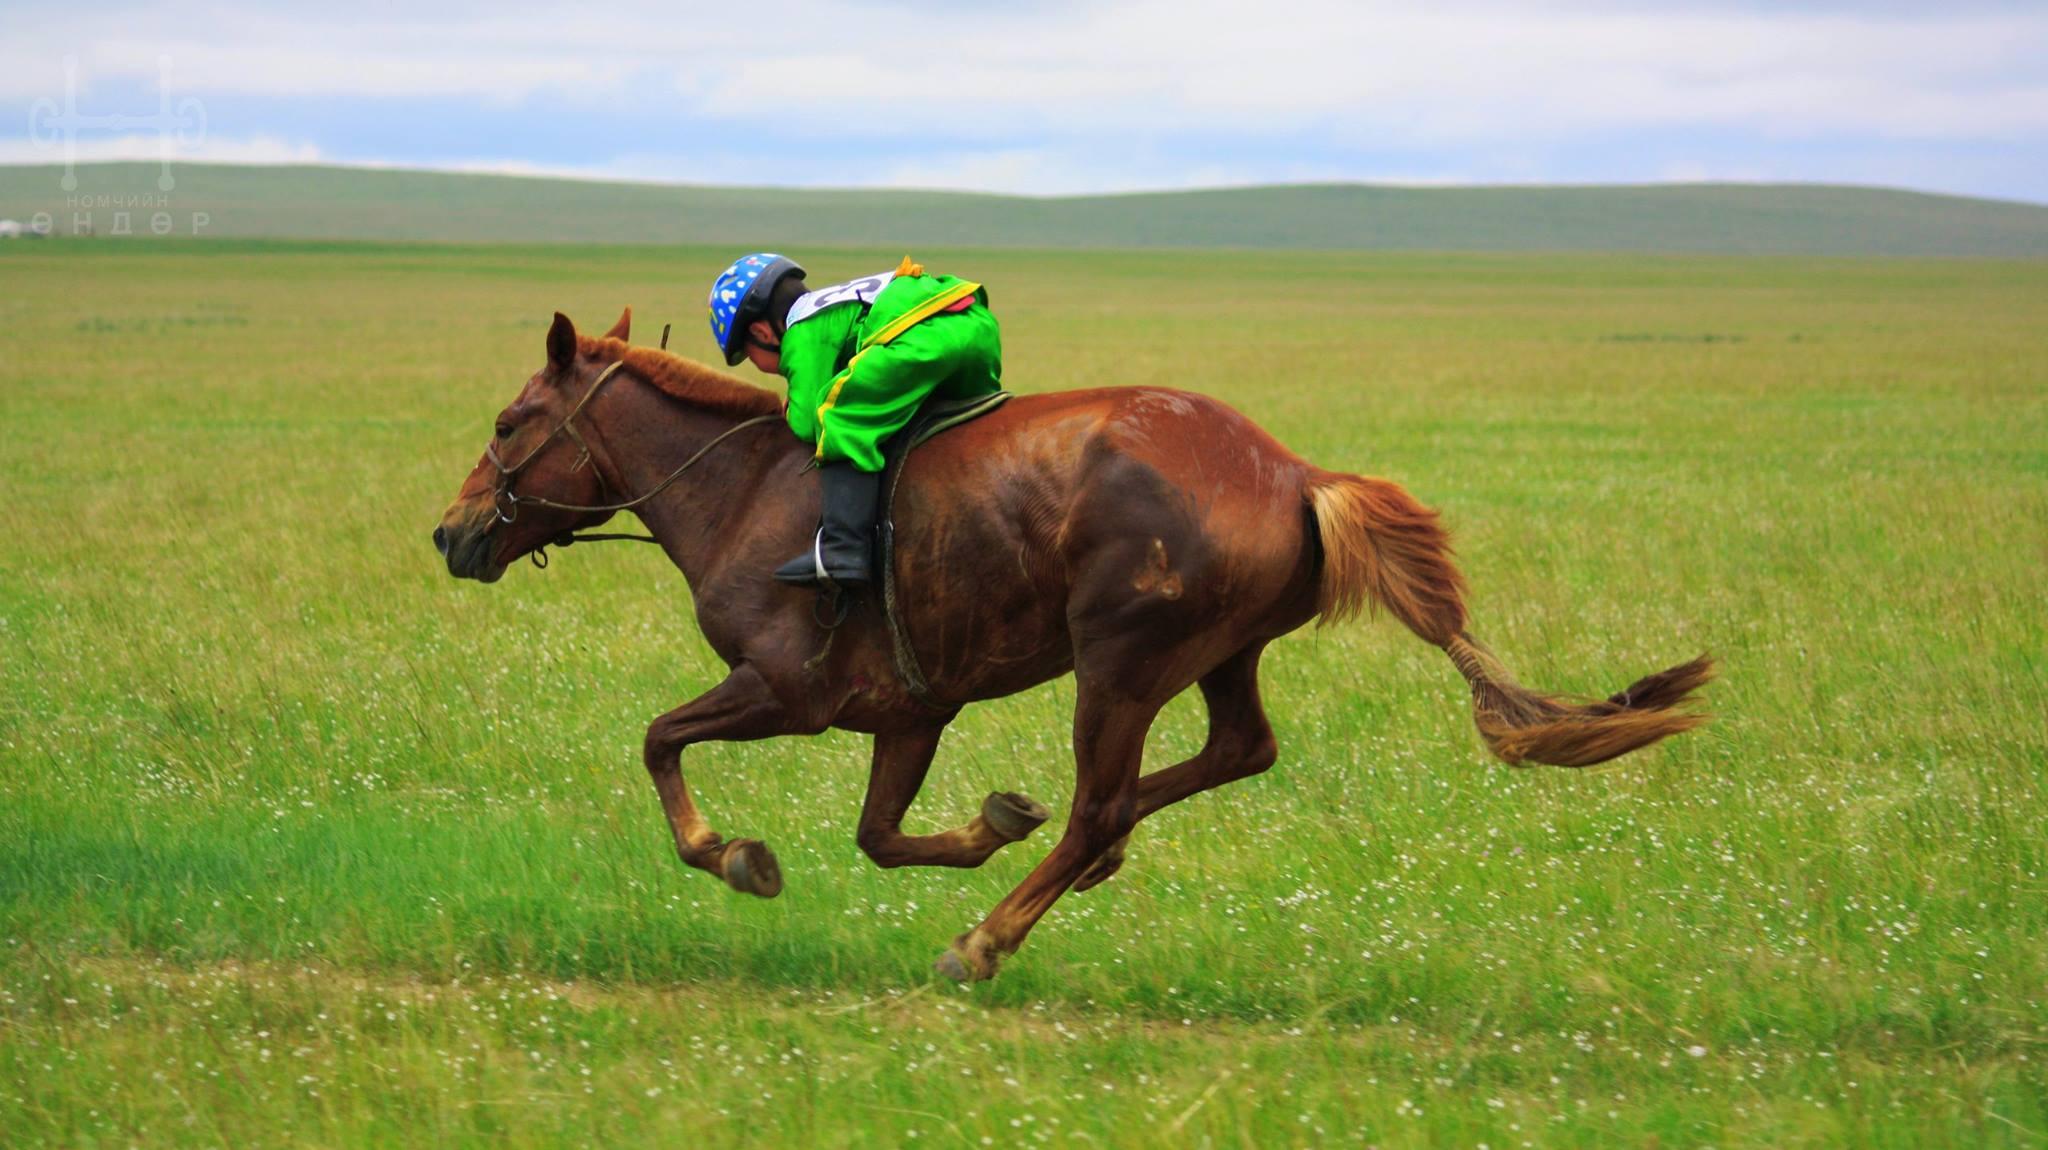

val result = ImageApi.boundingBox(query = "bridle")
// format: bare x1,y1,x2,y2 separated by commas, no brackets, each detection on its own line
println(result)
483,358,782,561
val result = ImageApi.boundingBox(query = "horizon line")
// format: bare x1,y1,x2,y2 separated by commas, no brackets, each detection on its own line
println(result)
4,157,2045,210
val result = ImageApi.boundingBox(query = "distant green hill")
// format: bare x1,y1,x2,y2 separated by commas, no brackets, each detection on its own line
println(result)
3,162,2046,256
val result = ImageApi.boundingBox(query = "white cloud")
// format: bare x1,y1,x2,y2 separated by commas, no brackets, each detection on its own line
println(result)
0,133,321,166
873,149,1255,197
1,0,2042,198
3,1,2043,140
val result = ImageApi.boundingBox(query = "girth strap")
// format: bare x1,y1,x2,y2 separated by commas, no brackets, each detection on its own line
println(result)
877,390,1012,706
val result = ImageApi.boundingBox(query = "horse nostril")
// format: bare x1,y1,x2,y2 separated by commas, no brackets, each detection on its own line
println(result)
433,526,449,556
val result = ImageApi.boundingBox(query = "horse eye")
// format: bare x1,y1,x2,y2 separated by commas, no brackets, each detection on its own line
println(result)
494,423,512,440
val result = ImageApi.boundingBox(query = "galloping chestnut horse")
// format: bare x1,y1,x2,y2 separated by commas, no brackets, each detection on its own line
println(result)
434,308,1712,982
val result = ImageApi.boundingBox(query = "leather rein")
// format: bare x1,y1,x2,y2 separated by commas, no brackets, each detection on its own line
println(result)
483,359,782,563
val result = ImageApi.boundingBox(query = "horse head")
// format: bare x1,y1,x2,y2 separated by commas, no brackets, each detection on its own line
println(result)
432,308,633,582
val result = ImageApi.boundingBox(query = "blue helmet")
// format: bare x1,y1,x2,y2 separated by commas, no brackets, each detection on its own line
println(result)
707,252,805,365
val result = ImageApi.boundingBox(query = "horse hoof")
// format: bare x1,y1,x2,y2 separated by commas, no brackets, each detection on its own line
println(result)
722,839,783,899
980,791,1050,844
933,950,973,982
934,933,998,982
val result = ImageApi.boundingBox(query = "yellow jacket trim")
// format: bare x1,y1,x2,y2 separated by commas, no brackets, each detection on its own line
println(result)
859,281,980,352
813,358,861,461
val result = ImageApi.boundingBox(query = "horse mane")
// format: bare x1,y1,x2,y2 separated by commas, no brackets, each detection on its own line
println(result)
582,335,784,421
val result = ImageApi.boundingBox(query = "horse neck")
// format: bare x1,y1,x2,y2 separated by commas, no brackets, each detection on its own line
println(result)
585,371,793,587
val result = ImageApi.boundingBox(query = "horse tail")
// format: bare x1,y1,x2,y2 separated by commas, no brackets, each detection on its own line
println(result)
1304,471,1712,767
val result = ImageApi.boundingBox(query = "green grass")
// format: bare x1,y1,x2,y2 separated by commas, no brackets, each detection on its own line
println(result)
5,163,2048,254
1,240,2045,1147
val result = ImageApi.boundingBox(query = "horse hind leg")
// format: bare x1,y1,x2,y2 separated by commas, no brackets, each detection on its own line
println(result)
855,726,1051,869
1070,834,1128,893
1072,641,1277,892
938,687,1159,981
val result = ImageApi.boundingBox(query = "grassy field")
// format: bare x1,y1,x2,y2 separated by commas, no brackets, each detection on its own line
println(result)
6,163,2048,255
1,240,2044,1147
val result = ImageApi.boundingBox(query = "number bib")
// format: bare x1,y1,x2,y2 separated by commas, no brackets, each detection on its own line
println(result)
784,270,897,328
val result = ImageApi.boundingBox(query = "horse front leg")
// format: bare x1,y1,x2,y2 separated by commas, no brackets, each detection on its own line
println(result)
643,663,804,898
855,726,1051,869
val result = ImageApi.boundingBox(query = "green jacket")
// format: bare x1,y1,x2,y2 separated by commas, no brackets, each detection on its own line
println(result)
778,265,990,453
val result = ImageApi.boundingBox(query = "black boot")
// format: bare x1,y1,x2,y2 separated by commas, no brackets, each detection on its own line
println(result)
774,463,881,588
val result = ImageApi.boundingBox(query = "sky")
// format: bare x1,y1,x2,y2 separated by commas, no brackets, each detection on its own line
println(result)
4,0,2045,203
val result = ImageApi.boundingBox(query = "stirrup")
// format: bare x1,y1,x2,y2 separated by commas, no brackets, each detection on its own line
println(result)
774,527,873,588
775,528,842,589
811,529,835,590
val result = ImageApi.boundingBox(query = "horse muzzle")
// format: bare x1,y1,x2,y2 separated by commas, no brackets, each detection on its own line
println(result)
432,512,507,583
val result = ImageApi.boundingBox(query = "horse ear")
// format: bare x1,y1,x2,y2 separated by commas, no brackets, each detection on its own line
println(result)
547,312,577,369
603,306,631,342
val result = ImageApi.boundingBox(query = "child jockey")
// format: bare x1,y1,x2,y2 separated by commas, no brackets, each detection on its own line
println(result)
707,253,1003,589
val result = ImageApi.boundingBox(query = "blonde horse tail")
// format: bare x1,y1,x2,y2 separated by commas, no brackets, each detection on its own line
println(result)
1305,471,1712,767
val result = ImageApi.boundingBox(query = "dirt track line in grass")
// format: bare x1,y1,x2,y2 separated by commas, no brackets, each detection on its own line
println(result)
1164,1067,1233,1134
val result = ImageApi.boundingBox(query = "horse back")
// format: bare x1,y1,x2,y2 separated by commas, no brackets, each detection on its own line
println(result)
890,388,1324,703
